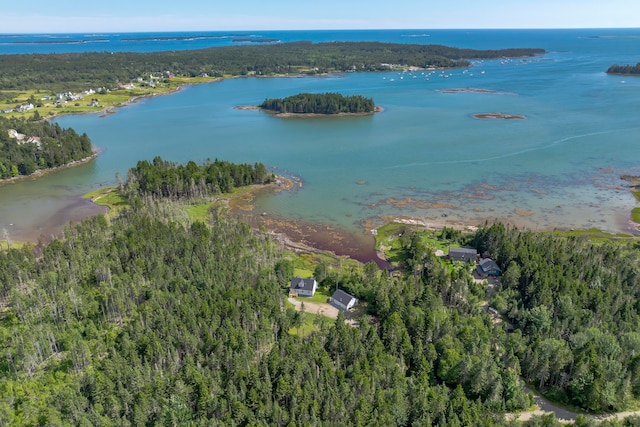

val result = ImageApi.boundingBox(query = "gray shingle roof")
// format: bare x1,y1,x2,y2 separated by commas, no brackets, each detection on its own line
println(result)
478,258,501,273
449,247,478,261
290,277,316,292
331,289,356,305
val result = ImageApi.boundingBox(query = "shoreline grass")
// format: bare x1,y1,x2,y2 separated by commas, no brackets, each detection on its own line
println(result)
552,227,640,242
82,186,128,218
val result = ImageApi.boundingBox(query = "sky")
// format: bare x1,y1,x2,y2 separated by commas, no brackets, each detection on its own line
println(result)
3,0,640,33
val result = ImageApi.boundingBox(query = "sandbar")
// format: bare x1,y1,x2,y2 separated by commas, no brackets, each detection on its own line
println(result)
473,112,526,120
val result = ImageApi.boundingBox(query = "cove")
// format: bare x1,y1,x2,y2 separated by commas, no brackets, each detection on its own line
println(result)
1,29,640,245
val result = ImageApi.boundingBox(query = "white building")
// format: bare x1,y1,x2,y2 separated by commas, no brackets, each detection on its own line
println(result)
330,289,358,311
289,277,318,297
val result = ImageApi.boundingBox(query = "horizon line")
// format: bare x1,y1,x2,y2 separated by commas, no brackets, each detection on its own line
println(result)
2,27,640,35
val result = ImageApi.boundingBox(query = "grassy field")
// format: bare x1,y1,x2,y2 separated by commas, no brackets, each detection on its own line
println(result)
286,301,333,337
1,77,219,121
375,221,462,266
293,267,314,278
186,202,215,222
632,208,640,225
294,289,331,304
552,227,640,243
82,186,128,218
0,240,27,251
289,251,362,278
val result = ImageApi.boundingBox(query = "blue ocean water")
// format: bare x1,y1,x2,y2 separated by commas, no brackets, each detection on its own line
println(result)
1,29,639,241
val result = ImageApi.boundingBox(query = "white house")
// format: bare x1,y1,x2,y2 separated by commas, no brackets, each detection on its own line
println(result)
330,289,358,311
16,103,34,113
289,277,318,297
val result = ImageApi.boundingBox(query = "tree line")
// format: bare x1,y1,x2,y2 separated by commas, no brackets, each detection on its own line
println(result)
0,42,545,92
606,63,640,75
260,92,376,114
0,115,93,179
123,156,274,200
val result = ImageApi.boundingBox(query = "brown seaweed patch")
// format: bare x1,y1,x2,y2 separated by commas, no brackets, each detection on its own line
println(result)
459,192,495,200
377,197,459,210
514,209,534,217
481,183,518,191
429,202,459,209
530,189,548,195
356,180,366,185
379,197,416,208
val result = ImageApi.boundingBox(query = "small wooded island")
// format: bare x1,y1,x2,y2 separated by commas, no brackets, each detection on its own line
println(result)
259,92,378,116
606,62,640,75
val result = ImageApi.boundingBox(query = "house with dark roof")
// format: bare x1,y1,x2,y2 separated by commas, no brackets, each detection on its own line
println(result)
448,247,478,262
289,277,318,297
477,258,501,277
329,289,358,311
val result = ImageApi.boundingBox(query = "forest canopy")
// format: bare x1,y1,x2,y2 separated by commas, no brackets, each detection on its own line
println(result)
0,42,545,92
2,160,640,424
260,92,376,114
124,156,274,200
0,115,93,179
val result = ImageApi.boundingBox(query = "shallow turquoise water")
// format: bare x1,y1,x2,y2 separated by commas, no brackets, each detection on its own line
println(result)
1,29,640,240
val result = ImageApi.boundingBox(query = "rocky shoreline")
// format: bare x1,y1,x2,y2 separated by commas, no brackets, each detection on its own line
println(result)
473,112,526,120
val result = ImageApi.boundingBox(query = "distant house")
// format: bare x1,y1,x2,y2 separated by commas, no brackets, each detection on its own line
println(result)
477,258,501,277
7,129,25,141
329,289,358,311
289,277,318,297
16,103,34,113
448,247,478,262
1,108,13,114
